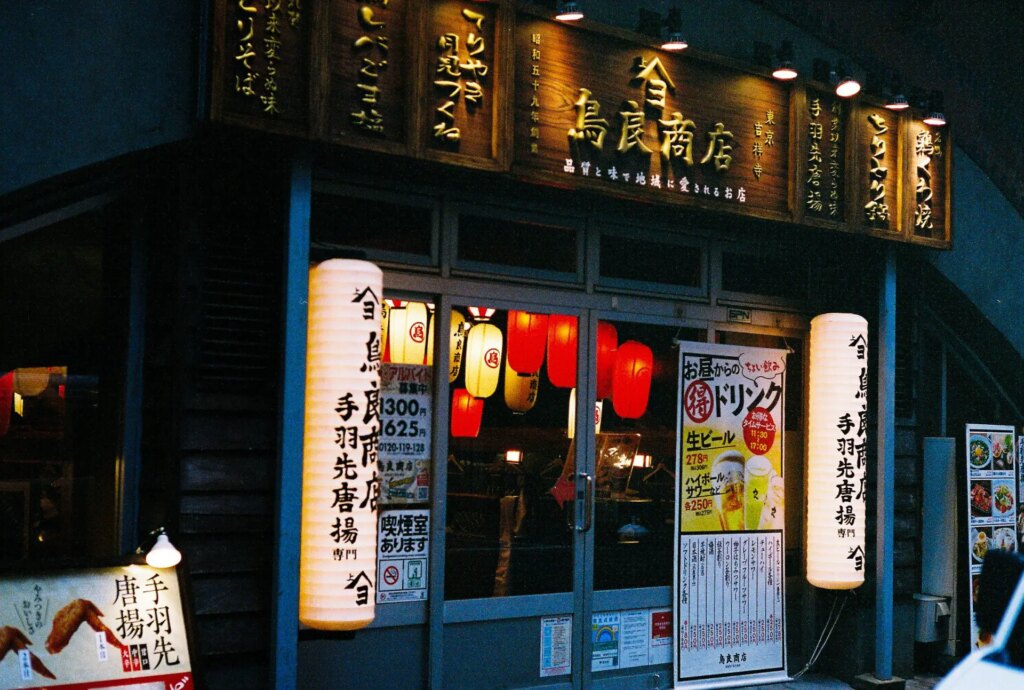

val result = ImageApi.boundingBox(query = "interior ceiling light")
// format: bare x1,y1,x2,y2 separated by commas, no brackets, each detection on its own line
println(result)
771,40,798,80
555,1,583,22
833,61,860,98
922,90,946,126
661,7,687,51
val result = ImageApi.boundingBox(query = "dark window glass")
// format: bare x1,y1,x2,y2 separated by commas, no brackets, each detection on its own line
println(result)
311,193,433,258
599,235,701,288
722,251,807,300
0,210,128,565
457,216,577,275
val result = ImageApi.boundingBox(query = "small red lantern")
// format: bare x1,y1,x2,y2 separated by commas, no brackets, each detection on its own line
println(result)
507,311,549,374
596,321,618,399
546,314,578,389
612,341,653,419
0,371,13,437
451,388,484,438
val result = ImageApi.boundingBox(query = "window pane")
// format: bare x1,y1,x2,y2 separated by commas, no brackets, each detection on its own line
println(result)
0,212,126,565
600,234,701,288
311,193,433,258
457,215,578,276
721,251,807,300
592,322,701,591
445,307,576,599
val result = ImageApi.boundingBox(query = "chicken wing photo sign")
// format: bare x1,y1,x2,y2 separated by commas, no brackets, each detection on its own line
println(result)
0,566,194,689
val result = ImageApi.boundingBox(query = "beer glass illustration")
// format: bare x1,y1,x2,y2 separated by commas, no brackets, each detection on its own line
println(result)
744,455,773,529
712,450,745,531
758,475,785,530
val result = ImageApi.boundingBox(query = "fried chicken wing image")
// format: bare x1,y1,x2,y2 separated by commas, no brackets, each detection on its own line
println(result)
0,625,56,680
45,598,126,654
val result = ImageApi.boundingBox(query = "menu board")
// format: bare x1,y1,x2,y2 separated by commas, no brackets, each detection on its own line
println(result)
964,424,1018,648
675,343,788,686
0,565,194,689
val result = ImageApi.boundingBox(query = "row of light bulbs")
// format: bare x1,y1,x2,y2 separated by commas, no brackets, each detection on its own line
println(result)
552,1,947,126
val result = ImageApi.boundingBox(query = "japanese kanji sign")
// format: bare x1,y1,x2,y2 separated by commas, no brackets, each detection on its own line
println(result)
675,342,788,686
0,565,193,689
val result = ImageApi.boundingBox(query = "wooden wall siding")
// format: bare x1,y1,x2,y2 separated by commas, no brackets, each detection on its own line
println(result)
153,135,287,688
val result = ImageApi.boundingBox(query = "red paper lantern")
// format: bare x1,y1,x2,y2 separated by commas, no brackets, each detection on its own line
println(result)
612,341,653,419
507,311,549,374
546,314,578,389
451,388,484,438
596,321,618,399
0,372,13,437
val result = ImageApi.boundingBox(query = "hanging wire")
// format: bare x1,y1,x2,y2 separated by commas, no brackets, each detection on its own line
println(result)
791,590,854,679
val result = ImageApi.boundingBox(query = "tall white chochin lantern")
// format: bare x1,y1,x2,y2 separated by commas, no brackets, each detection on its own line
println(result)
464,323,503,399
300,259,382,630
806,313,869,590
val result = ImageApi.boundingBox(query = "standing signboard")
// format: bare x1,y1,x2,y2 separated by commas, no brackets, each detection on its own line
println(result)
675,343,788,687
964,423,1017,648
0,565,194,689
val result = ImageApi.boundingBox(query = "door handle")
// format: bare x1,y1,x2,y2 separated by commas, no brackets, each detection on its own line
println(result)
577,471,594,533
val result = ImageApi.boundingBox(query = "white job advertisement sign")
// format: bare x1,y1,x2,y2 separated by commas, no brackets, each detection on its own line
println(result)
379,364,431,505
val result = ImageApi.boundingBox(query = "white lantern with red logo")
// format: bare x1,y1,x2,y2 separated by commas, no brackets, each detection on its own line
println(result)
464,323,503,399
388,301,428,364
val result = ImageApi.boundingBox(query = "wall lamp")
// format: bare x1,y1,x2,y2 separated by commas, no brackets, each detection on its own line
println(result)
661,7,688,52
832,61,861,98
555,1,583,22
137,527,182,568
771,40,798,81
884,75,910,111
922,90,946,126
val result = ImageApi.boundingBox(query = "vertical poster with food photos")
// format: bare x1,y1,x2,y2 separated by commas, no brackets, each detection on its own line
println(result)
965,423,1017,648
379,363,432,505
675,343,788,687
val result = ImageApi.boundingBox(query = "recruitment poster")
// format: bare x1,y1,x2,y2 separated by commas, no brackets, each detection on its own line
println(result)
0,565,194,689
675,343,788,687
379,363,432,505
964,423,1017,648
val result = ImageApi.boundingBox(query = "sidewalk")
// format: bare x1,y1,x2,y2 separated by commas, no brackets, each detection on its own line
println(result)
736,673,942,689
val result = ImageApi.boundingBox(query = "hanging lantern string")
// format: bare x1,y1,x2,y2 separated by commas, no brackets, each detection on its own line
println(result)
791,590,855,679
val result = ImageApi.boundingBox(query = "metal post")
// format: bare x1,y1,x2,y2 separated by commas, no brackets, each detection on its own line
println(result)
875,246,896,681
270,146,312,690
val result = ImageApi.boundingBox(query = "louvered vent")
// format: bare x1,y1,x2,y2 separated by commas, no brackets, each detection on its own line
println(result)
894,287,915,420
195,238,281,392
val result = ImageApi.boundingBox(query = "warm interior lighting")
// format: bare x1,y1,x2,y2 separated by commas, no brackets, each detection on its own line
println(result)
806,313,868,590
632,453,652,468
505,449,523,464
555,0,583,21
468,306,495,322
301,259,382,630
771,40,798,80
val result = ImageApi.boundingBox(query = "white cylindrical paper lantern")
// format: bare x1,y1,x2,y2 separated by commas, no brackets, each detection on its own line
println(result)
448,310,467,382
300,259,383,630
464,323,503,398
806,313,868,590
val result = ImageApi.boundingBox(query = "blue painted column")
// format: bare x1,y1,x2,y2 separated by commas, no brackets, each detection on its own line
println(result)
875,246,897,680
270,147,312,690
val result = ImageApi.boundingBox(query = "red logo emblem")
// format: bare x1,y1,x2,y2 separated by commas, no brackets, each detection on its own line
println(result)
409,322,425,343
484,348,500,368
684,380,713,423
